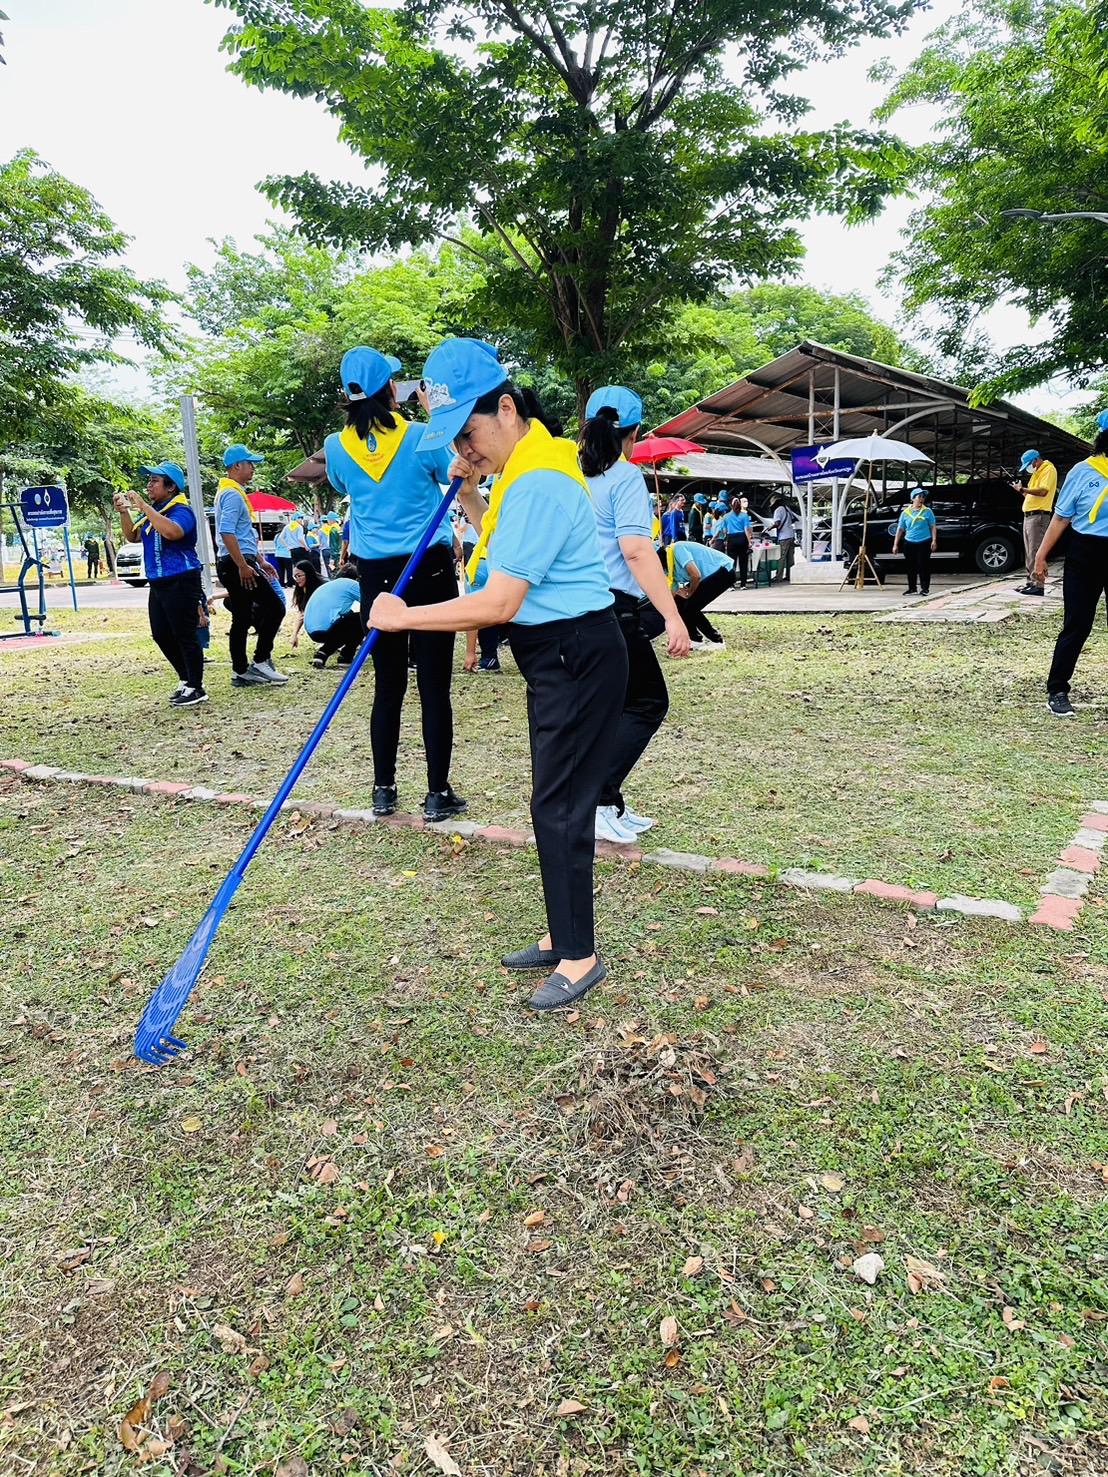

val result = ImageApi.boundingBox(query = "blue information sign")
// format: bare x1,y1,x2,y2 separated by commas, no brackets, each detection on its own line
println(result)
790,445,856,485
20,485,69,529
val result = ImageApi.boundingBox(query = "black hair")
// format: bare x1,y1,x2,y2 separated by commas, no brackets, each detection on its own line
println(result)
334,560,359,581
341,376,397,439
290,558,325,611
1093,429,1108,457
469,380,563,438
578,405,636,478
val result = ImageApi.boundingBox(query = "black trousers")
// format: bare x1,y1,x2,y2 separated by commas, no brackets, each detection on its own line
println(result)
726,534,750,585
1047,531,1108,696
478,623,509,661
508,608,627,958
148,569,204,691
903,541,932,592
599,590,669,812
677,567,734,641
86,555,99,579
312,610,363,662
217,555,286,674
356,543,456,791
275,555,293,587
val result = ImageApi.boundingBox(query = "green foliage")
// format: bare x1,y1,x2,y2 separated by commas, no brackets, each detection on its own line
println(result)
878,0,1108,398
210,0,918,402
0,149,174,444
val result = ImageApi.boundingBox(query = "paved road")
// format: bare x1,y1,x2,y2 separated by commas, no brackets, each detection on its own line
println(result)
1,581,152,612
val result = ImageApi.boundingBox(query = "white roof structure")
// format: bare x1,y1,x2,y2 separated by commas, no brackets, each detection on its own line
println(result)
661,451,791,485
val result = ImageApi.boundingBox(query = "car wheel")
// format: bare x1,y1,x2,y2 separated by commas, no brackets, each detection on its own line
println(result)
974,534,1018,575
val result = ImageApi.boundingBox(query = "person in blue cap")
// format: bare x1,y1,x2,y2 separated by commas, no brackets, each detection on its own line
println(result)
1009,448,1057,596
214,444,288,687
890,487,938,595
324,345,465,822
369,338,626,1012
114,462,206,707
578,384,689,844
1036,411,1108,716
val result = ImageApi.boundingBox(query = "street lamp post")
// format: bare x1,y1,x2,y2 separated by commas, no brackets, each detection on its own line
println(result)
1000,208,1108,225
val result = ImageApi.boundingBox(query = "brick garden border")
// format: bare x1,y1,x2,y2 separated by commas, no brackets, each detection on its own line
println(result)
2,757,1102,932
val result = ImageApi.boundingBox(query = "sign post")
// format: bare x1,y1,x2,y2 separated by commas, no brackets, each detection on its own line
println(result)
180,395,214,596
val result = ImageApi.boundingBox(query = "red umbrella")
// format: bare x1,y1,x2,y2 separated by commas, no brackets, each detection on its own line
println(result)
629,436,705,505
629,437,705,465
247,491,298,513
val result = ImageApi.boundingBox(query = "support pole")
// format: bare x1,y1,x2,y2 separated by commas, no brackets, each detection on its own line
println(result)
831,367,842,561
805,371,815,559
62,524,79,611
180,395,214,597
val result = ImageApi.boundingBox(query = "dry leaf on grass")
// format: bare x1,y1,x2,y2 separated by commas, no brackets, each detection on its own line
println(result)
523,1210,546,1228
905,1255,946,1294
285,1271,306,1298
211,1323,248,1354
1002,1305,1027,1331
424,1434,462,1475
180,1115,202,1134
275,1458,310,1477
556,1398,588,1417
682,1256,705,1278
847,1415,870,1435
820,1172,844,1193
321,1119,339,1136
659,1315,679,1348
118,1370,171,1453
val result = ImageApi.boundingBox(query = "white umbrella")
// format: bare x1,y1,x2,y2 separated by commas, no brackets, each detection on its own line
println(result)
816,436,933,589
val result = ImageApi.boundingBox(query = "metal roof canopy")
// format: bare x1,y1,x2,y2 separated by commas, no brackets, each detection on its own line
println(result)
653,340,1089,485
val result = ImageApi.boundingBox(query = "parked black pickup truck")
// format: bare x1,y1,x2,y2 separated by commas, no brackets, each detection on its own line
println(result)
840,479,1027,577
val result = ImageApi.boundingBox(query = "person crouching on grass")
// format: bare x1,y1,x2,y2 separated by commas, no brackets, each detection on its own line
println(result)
114,461,206,707
370,338,627,1012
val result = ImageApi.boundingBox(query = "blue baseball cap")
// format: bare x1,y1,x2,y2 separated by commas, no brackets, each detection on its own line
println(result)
1096,410,1108,432
585,384,643,430
384,353,402,375
139,460,186,490
418,338,506,451
1019,449,1041,470
693,493,709,505
340,347,396,402
223,443,265,468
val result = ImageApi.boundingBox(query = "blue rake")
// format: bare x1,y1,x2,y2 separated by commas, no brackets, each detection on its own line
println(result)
133,476,463,1066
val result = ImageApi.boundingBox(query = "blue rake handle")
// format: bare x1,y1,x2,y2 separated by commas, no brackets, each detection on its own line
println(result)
133,477,463,1065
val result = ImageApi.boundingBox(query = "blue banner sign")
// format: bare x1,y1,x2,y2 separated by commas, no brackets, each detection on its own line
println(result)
790,445,856,485
20,485,69,528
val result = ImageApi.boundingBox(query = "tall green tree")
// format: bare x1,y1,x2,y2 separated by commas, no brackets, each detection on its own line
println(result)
211,0,917,409
0,150,174,444
878,0,1108,399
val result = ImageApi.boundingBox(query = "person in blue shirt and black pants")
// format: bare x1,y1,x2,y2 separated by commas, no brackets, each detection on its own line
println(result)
579,384,689,844
891,488,938,594
370,338,626,1012
721,498,753,586
214,443,288,688
324,346,465,823
114,461,207,707
1036,412,1108,717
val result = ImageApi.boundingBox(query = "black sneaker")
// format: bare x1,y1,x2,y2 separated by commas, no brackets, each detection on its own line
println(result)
336,654,354,667
372,784,398,816
311,654,327,669
170,686,208,708
1047,692,1075,718
477,655,501,672
1024,586,1044,597
423,786,467,822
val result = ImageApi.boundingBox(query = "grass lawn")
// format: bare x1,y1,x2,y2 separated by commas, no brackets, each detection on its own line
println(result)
2,601,1107,906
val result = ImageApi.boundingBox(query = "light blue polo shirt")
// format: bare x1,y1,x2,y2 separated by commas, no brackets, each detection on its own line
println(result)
487,470,613,625
1056,460,1108,537
215,484,258,558
670,540,734,588
304,577,360,637
897,506,936,543
722,510,752,537
141,499,201,581
324,421,454,560
586,458,652,597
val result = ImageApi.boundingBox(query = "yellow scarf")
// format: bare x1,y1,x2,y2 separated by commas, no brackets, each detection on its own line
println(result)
465,421,589,584
666,543,676,588
131,492,190,532
1086,456,1108,524
338,414,408,483
216,476,255,524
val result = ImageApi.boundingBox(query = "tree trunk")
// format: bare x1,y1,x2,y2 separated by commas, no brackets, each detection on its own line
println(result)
100,506,117,575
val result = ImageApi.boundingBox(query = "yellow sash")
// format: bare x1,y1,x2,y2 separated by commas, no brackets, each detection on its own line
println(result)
338,415,408,483
131,492,190,533
216,476,256,524
666,543,676,589
465,420,589,584
1086,455,1108,524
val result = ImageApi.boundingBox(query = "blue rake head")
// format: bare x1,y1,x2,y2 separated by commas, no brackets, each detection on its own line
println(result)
133,883,233,1065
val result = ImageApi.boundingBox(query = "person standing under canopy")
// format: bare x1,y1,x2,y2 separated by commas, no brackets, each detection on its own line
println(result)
1011,448,1057,597
578,383,689,845
370,338,627,1012
1037,411,1108,717
114,461,206,707
215,443,289,687
891,488,937,595
324,345,466,822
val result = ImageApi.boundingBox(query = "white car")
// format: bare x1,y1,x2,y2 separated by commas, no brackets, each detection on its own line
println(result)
115,540,146,586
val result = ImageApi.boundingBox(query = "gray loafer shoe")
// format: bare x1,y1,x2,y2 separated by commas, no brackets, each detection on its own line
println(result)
529,961,607,1011
501,943,560,970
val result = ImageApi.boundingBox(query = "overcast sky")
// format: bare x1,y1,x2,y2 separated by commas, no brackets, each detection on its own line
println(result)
1,0,1079,412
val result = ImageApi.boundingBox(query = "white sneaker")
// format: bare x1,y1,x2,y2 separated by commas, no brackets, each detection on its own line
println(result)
595,805,638,843
250,660,289,684
620,806,655,834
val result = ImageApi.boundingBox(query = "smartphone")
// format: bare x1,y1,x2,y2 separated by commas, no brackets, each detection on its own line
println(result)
395,379,422,404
